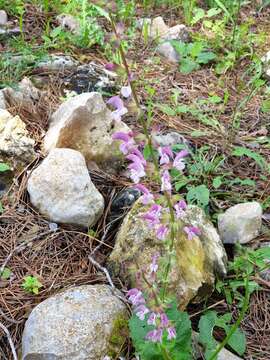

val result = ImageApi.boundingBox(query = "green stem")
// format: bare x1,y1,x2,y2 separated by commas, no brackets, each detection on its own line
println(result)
160,344,173,360
208,275,250,360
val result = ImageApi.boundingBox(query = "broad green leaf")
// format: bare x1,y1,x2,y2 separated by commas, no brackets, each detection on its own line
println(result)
228,327,246,356
176,105,190,113
180,58,199,74
0,163,10,172
191,8,205,25
207,8,222,17
197,51,216,64
198,311,218,352
187,184,210,208
171,41,188,57
190,42,204,58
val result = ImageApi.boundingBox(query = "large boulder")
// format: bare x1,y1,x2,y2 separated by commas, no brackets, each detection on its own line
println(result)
0,109,35,166
108,201,227,308
218,202,262,244
27,148,104,228
44,92,130,172
22,285,128,360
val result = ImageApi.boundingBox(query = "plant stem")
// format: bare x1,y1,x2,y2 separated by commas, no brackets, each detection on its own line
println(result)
208,274,250,360
109,12,177,303
160,344,173,360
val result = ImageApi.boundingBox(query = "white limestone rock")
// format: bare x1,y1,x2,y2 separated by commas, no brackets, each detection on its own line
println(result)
218,202,262,244
22,285,128,360
44,92,130,172
27,148,104,228
0,109,35,165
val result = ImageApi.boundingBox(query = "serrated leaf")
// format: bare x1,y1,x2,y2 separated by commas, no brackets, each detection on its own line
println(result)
187,185,210,208
197,51,216,64
213,176,223,189
180,58,199,74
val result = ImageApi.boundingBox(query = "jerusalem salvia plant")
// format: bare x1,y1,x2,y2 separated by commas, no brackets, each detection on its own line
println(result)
105,10,249,360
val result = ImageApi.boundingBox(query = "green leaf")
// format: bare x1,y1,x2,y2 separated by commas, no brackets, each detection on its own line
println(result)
232,146,268,171
171,41,188,57
0,267,11,280
228,327,246,356
187,185,210,208
207,8,222,17
156,104,176,116
190,42,204,58
212,176,223,189
0,163,10,172
191,8,205,25
261,99,270,113
180,58,199,74
0,201,3,214
197,51,216,64
198,311,218,353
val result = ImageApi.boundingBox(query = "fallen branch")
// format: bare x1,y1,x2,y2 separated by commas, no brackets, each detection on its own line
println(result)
88,255,115,289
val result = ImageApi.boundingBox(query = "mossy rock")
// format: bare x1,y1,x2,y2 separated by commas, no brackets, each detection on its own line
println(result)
108,201,227,309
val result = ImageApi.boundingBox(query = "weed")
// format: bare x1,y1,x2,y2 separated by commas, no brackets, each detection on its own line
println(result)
22,276,43,295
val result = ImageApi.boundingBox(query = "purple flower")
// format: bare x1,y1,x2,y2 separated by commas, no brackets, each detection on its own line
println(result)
158,146,173,165
121,85,132,98
143,204,162,228
107,96,128,122
105,63,116,71
135,304,149,320
112,131,135,155
173,150,189,171
127,153,146,183
127,288,145,306
145,328,163,343
167,327,176,340
174,200,187,219
129,149,147,166
150,253,159,274
147,312,157,326
183,226,201,240
134,184,153,205
160,313,169,327
161,170,172,193
156,224,169,240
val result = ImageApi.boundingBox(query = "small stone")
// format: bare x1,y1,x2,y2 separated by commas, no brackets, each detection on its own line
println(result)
157,42,180,63
153,131,190,148
44,92,130,172
261,51,270,80
3,77,41,107
218,202,262,244
0,10,8,26
0,109,35,165
0,27,20,39
108,202,227,308
162,24,190,42
0,90,6,109
110,188,141,220
56,13,80,34
36,55,78,71
27,148,104,228
150,16,169,38
22,285,128,360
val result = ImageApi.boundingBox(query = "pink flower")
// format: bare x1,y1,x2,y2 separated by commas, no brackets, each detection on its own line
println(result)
183,226,201,240
127,153,146,183
160,313,169,327
147,312,157,326
156,224,169,240
105,63,116,71
150,253,159,274
134,184,153,205
127,288,145,306
121,85,132,98
107,96,128,122
161,170,172,193
167,327,176,340
174,200,187,219
145,328,163,343
128,149,147,166
173,150,189,171
135,304,149,320
112,131,135,155
142,204,162,228
158,146,173,165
